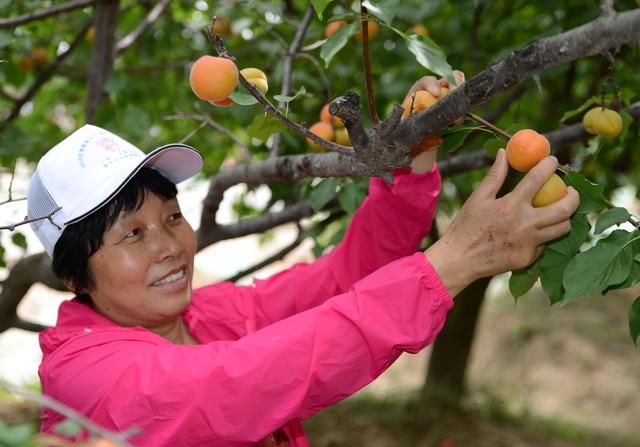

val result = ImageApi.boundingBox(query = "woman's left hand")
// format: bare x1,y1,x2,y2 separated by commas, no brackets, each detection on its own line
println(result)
406,70,466,173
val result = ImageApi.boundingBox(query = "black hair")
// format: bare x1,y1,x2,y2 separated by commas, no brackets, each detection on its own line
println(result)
52,167,178,301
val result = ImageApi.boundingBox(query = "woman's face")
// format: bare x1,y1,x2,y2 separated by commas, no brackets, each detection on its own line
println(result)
85,192,197,329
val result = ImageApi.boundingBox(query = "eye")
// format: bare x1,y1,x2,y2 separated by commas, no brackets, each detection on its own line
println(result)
169,211,184,222
124,228,142,239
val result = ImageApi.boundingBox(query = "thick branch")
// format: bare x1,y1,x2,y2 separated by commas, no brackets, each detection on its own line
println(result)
391,9,640,154
0,0,95,29
0,253,65,333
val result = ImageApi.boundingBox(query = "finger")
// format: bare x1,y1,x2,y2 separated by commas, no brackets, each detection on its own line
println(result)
537,219,573,244
405,76,440,101
511,156,559,201
534,187,580,228
470,149,508,200
452,70,465,88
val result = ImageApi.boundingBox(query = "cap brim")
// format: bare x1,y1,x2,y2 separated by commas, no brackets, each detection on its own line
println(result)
66,144,203,225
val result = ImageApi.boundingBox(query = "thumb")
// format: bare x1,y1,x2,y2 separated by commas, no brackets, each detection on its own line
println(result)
471,149,508,200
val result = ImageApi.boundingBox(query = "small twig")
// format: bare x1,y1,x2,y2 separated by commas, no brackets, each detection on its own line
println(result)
466,113,512,139
359,4,378,124
0,378,137,446
0,207,61,231
178,120,208,144
116,0,172,53
0,161,17,205
165,112,251,159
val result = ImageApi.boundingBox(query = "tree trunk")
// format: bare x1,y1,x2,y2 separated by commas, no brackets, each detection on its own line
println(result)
85,0,119,123
422,276,492,404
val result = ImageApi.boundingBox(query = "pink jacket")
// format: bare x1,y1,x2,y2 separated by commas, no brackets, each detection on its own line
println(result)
39,167,453,446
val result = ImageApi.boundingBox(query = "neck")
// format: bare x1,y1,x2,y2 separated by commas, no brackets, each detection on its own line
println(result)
151,318,198,345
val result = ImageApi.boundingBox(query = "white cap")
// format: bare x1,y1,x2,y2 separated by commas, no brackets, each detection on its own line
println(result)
27,124,204,256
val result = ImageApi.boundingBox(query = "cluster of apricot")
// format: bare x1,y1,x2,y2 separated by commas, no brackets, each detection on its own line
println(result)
306,104,352,151
189,55,268,107
506,129,566,207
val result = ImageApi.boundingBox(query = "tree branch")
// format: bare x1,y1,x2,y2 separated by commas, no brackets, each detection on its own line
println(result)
390,9,640,156
0,253,65,333
0,0,96,29
359,4,378,124
115,0,172,53
85,0,120,123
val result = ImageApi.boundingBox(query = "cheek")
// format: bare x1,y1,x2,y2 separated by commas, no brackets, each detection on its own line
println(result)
88,249,148,290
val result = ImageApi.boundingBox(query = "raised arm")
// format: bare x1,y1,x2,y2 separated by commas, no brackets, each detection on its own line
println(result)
41,254,453,446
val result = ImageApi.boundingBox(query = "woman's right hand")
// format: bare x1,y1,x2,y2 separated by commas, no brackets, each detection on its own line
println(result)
424,148,580,297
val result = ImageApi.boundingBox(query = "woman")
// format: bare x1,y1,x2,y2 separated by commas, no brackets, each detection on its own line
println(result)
29,77,579,446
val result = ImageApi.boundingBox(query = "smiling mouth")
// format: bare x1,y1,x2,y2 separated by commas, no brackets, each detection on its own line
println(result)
152,268,187,287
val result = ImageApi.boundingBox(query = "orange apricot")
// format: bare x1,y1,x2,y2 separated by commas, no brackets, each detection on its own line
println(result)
324,20,346,38
582,107,623,137
532,174,567,207
409,136,443,157
320,103,344,127
354,20,378,41
402,90,438,119
189,55,238,101
307,121,335,151
409,24,429,37
209,97,235,108
505,129,551,172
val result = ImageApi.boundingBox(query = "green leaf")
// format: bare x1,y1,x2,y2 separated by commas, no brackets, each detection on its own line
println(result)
562,230,635,304
401,33,454,83
320,22,359,67
629,297,640,345
311,0,333,19
310,178,339,212
53,419,83,437
0,422,34,445
440,126,478,153
563,170,605,214
0,0,11,10
246,113,287,141
482,136,507,154
560,97,599,123
228,91,259,106
273,86,306,104
10,232,27,250
0,245,5,269
594,207,631,234
338,181,367,214
539,213,590,304
362,1,395,25
509,258,541,300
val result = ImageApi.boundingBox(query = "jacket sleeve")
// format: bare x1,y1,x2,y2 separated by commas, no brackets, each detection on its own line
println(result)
249,166,441,324
41,254,452,446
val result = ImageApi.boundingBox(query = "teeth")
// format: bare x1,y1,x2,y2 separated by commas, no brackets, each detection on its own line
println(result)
153,269,185,286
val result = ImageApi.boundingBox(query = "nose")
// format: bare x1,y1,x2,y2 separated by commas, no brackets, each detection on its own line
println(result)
151,224,184,262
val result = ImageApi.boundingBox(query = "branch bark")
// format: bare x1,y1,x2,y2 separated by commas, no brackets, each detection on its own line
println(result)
85,0,120,123
390,9,640,155
0,0,96,29
0,253,65,333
